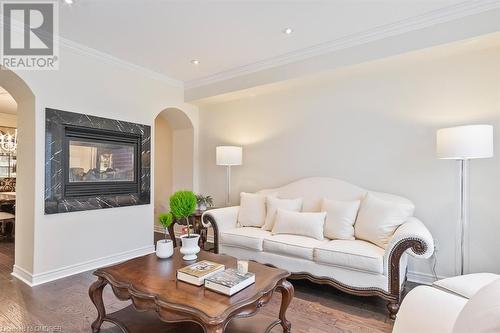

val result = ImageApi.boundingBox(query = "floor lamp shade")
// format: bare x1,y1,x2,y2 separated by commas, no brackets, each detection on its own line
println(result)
216,146,243,166
437,125,493,159
436,124,493,276
216,146,243,205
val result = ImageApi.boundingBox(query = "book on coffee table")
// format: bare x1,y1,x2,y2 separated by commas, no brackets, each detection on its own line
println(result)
204,268,255,296
177,260,225,286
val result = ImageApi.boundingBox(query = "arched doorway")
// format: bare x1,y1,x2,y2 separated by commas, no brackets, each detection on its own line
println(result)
0,68,36,278
154,107,194,236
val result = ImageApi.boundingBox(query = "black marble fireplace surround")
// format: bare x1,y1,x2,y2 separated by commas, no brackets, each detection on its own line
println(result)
45,108,151,214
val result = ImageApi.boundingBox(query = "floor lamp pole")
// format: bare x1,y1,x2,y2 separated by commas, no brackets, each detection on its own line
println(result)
225,165,231,206
458,159,468,276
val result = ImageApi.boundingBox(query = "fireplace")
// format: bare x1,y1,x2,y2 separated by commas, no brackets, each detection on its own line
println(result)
64,126,141,197
45,109,150,214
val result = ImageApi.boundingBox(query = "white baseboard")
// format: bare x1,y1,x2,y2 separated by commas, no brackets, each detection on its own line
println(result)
407,270,446,285
11,245,154,287
12,265,35,286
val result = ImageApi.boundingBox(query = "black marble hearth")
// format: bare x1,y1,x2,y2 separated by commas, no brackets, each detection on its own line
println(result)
45,108,151,214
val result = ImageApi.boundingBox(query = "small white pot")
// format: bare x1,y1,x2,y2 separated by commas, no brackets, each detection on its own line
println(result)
197,203,207,211
180,234,200,261
156,239,174,259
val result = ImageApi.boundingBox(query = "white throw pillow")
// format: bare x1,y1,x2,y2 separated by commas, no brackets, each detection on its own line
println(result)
433,273,500,299
321,198,360,240
452,279,500,333
354,193,414,248
237,192,267,227
272,209,326,241
262,196,303,231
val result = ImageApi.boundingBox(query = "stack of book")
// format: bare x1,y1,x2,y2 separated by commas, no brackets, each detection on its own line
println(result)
177,262,256,296
177,260,225,286
204,268,255,296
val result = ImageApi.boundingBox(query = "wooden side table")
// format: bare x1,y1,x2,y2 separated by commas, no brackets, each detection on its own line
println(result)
167,208,217,252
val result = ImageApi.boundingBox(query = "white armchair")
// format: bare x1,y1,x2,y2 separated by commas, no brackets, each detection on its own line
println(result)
393,273,500,333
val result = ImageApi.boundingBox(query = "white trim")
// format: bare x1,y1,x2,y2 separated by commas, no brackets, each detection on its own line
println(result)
185,0,500,89
407,270,447,285
11,265,35,287
11,245,154,287
59,37,184,88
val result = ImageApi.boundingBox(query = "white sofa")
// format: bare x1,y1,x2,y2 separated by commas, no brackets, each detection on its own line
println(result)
393,273,500,333
202,177,434,318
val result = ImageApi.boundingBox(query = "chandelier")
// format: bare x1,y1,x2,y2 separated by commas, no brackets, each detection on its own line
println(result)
0,129,17,153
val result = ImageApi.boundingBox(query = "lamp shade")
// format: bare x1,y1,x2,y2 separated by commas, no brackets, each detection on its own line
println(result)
216,146,242,166
437,125,494,159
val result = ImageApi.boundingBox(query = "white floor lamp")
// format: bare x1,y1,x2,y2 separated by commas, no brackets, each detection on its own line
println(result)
437,125,493,275
216,146,243,206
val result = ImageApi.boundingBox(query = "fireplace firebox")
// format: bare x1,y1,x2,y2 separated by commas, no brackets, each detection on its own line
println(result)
45,109,151,214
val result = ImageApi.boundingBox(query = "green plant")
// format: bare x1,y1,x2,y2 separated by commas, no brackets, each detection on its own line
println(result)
196,194,214,208
169,190,197,237
158,212,174,241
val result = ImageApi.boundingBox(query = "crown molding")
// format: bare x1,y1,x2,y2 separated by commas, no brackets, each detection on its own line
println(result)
185,0,500,89
59,37,184,88
0,16,183,87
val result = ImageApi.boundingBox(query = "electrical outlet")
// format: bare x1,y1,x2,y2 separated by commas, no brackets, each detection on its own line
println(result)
433,238,439,253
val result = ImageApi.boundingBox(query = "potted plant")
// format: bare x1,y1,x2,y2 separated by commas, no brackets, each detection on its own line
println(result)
170,190,199,261
156,212,174,259
196,194,214,211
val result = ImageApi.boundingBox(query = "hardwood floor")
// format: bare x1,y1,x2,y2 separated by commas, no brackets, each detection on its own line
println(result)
0,235,405,333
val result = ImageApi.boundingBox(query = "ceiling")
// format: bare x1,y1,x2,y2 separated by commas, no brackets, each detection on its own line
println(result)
59,0,463,84
0,87,17,115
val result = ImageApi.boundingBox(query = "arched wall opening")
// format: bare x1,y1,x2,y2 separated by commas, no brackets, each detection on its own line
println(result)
0,68,36,276
154,107,194,232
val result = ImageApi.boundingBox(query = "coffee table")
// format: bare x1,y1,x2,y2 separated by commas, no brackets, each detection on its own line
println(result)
89,249,294,333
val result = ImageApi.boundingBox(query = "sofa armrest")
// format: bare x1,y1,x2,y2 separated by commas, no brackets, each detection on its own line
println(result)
385,217,434,261
202,206,239,254
383,217,434,313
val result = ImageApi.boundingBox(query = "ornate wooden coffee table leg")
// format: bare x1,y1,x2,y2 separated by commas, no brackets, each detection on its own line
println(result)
276,278,294,333
89,277,108,333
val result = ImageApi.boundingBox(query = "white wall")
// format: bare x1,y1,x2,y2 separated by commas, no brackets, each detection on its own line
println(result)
198,38,500,280
172,128,194,191
6,42,199,284
154,115,173,227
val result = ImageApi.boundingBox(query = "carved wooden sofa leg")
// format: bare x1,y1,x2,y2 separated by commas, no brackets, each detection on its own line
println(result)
387,301,400,320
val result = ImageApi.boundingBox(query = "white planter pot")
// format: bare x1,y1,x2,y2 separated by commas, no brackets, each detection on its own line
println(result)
180,234,200,261
156,239,174,259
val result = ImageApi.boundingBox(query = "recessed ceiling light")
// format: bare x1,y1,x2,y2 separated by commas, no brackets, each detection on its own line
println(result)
283,27,293,35
64,0,74,4
191,59,200,65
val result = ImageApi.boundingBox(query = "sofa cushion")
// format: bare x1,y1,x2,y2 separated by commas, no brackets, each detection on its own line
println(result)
263,234,328,260
272,209,326,240
237,192,267,227
354,193,414,248
314,240,385,274
321,198,360,240
433,273,500,299
393,286,467,333
452,279,500,333
219,227,272,251
262,196,303,231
